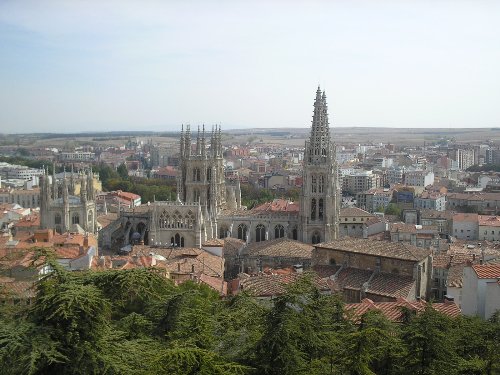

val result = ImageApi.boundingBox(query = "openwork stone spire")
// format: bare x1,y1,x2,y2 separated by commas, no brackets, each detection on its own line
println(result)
307,85,331,165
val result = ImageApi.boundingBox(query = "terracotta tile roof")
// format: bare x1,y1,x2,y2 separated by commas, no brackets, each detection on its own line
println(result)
345,298,461,323
222,237,245,258
364,216,385,227
316,237,431,262
252,199,299,213
433,253,474,269
202,238,225,247
447,264,466,288
390,223,438,233
13,214,40,228
312,264,342,278
340,207,375,218
452,213,479,222
198,273,227,296
238,272,330,297
96,213,118,229
478,215,500,227
472,264,500,279
0,279,36,299
242,238,313,259
132,246,224,277
331,267,415,299
447,192,500,201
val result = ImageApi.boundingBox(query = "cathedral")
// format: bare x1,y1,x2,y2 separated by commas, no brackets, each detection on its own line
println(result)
39,166,97,234
104,87,340,249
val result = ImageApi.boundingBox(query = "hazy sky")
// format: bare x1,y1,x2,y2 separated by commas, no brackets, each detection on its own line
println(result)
1,1,499,133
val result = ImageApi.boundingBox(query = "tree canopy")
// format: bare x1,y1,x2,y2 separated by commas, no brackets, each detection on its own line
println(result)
0,265,499,375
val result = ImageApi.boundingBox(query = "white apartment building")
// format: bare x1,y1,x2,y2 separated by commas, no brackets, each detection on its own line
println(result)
462,264,500,319
59,151,96,162
404,170,434,187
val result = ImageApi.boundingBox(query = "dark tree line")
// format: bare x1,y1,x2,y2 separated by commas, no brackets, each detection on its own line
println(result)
0,251,499,374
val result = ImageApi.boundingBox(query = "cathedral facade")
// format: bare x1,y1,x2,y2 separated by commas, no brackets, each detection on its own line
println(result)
40,167,97,234
104,87,340,249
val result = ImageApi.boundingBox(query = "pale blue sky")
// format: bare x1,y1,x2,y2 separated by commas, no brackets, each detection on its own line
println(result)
0,0,499,133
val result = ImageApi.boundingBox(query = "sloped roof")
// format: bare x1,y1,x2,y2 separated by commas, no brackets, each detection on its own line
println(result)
331,267,415,299
242,238,313,259
316,237,431,262
340,207,375,218
472,264,500,279
238,272,329,297
345,298,461,322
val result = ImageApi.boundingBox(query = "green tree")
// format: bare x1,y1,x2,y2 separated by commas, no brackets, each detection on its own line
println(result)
401,304,459,375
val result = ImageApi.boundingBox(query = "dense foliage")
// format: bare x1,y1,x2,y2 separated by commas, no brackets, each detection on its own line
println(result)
1,262,499,375
93,163,176,203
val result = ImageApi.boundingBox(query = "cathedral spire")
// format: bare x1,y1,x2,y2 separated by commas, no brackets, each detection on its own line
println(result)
201,124,207,158
52,162,58,200
196,125,201,155
180,124,185,157
185,125,191,156
307,86,331,164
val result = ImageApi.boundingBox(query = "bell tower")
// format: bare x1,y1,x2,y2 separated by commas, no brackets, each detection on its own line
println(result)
299,86,340,244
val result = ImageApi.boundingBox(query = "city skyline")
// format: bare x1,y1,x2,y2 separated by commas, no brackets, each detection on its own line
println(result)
1,1,499,133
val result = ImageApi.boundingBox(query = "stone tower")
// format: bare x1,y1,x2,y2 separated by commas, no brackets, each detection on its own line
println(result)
299,86,340,244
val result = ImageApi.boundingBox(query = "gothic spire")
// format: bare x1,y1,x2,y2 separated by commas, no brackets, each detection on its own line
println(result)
196,125,201,155
185,124,191,156
180,124,185,157
307,86,331,164
201,124,207,158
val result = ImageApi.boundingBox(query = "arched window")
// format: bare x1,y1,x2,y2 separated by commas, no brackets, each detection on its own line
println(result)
312,231,321,245
193,189,200,203
72,213,80,225
207,168,212,181
54,213,62,225
173,233,184,247
87,210,93,225
311,175,317,193
274,224,285,239
219,226,229,239
292,227,298,240
319,198,324,220
255,224,266,242
311,198,316,220
237,224,248,241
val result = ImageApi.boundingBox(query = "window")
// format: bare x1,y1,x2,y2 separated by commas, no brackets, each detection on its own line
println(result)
256,224,266,242
292,227,298,240
54,213,61,225
274,224,285,239
72,213,80,225
311,198,316,220
318,199,324,220
237,224,248,241
312,231,321,244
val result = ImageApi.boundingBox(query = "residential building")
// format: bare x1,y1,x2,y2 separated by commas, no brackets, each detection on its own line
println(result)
462,264,500,319
414,191,446,211
339,207,376,238
404,170,434,188
452,213,479,240
313,237,433,301
478,215,500,241
343,170,381,195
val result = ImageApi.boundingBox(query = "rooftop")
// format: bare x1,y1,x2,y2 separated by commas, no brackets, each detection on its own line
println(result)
316,237,431,262
345,298,461,323
242,238,313,259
